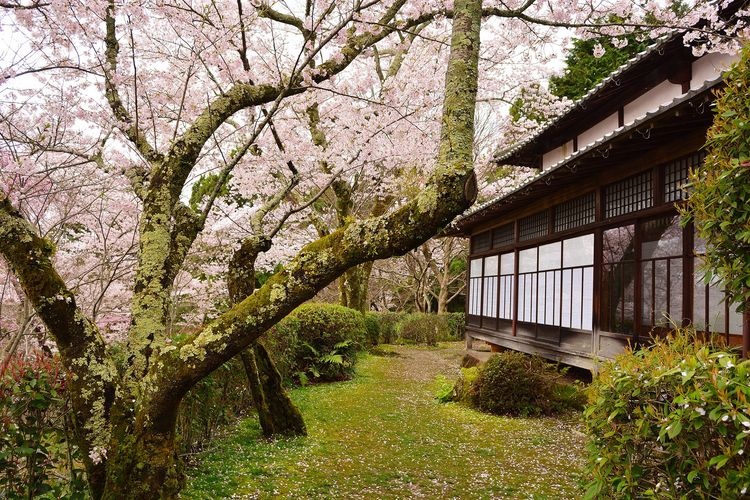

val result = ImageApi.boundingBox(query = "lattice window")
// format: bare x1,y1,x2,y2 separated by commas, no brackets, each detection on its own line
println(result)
604,171,653,219
554,192,596,232
492,223,514,248
471,231,491,253
664,151,706,202
519,210,550,241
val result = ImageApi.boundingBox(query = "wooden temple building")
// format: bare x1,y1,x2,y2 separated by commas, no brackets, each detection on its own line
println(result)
452,33,746,370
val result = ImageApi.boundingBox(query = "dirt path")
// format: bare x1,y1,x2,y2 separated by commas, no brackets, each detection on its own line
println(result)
384,343,465,382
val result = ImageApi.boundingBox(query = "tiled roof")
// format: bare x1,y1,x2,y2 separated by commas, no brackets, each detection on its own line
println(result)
453,75,721,229
492,34,675,165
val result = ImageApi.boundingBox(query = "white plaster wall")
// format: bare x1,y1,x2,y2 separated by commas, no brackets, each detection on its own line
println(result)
691,52,740,90
623,80,684,125
541,140,574,170
577,113,619,149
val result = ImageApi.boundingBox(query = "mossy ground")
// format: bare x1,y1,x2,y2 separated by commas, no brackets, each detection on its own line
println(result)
181,343,586,498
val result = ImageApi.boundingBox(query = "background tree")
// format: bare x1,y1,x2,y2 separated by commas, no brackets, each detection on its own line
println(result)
549,35,651,100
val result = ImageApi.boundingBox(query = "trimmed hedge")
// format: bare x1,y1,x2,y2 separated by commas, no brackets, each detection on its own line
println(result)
264,303,367,383
584,330,750,499
363,313,380,346
471,351,560,416
372,312,407,344
364,312,465,345
400,313,465,345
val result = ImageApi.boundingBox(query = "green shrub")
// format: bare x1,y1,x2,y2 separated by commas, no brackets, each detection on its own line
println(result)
373,312,406,344
469,351,561,417
445,312,466,340
452,366,479,404
363,313,380,346
396,313,464,345
0,352,87,498
584,329,750,499
685,44,750,310
265,303,367,383
434,375,455,403
397,313,440,345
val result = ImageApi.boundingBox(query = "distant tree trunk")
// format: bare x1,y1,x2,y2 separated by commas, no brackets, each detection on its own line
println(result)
437,281,449,314
228,237,306,437
339,262,373,313
335,191,391,313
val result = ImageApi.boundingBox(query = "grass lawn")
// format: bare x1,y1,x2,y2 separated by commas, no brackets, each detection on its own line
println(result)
181,343,587,499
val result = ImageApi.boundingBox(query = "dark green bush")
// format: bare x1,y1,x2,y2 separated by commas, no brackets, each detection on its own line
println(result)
373,312,407,344
363,313,380,346
395,313,465,345
584,330,750,499
452,366,479,404
445,312,466,340
396,313,441,345
469,351,561,417
265,303,367,383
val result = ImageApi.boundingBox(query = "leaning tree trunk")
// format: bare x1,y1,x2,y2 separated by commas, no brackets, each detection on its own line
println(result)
228,237,306,437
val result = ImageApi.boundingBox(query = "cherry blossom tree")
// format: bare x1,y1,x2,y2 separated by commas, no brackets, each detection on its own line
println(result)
0,0,744,497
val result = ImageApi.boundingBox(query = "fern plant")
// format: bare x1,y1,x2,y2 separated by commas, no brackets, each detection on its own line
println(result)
296,340,356,384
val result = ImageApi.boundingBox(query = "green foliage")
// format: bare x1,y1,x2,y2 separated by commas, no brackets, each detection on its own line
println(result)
370,312,407,344
550,36,649,100
361,312,465,346
451,366,479,405
264,303,367,383
468,352,564,417
363,313,381,346
433,374,455,403
684,44,750,311
188,172,253,211
583,329,750,499
396,313,442,346
177,357,251,455
444,312,466,340
0,353,87,499
297,340,358,384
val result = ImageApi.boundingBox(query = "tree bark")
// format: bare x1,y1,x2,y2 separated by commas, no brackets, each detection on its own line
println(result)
339,262,373,313
0,0,481,495
228,237,306,438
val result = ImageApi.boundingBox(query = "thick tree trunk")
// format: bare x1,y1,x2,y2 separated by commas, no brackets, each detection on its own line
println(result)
437,281,449,314
0,0,481,496
100,404,182,500
228,237,306,438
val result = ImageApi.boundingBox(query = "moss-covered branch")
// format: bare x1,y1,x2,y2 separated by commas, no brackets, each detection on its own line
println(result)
103,0,162,165
147,0,481,405
0,195,116,497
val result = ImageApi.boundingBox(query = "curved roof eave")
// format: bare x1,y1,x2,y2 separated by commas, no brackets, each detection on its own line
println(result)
452,76,721,233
